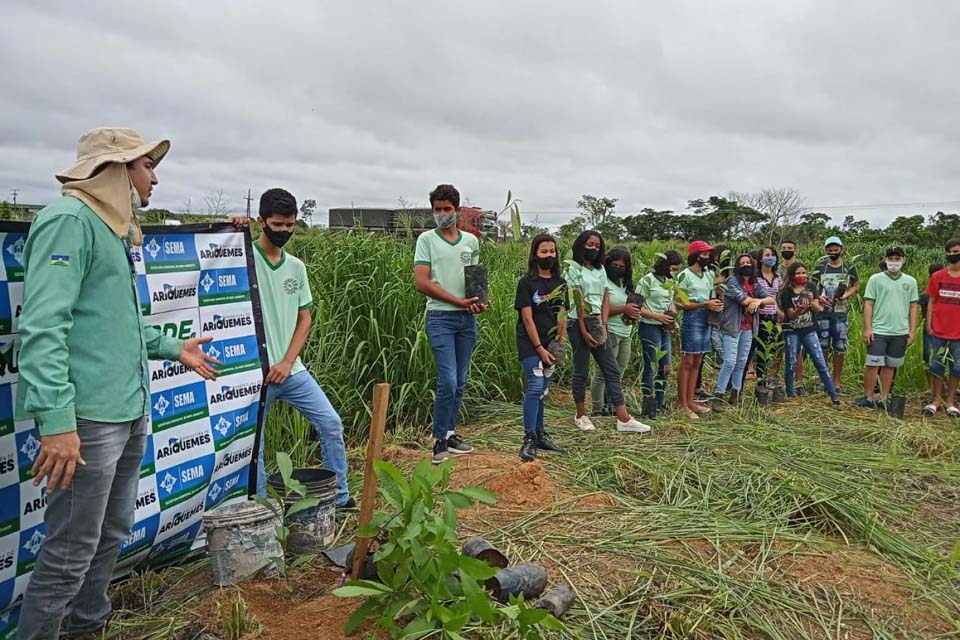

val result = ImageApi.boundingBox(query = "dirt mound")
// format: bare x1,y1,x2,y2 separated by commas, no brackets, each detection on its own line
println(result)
381,444,425,466
451,452,563,511
204,565,388,640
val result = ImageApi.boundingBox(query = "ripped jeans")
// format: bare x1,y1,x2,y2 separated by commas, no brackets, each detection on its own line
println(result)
521,354,554,435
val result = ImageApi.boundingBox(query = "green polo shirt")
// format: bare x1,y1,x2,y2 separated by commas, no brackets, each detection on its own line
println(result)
253,242,313,375
864,271,918,336
566,262,607,315
606,280,634,338
414,229,479,312
15,196,183,436
638,272,674,325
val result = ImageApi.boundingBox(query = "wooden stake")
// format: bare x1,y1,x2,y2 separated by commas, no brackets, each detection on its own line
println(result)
351,382,390,580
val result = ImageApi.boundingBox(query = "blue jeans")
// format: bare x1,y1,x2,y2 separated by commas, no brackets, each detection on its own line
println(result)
817,314,849,354
928,335,960,378
521,355,553,435
17,419,147,640
426,310,478,440
639,322,671,408
255,370,349,506
785,331,839,400
715,330,752,394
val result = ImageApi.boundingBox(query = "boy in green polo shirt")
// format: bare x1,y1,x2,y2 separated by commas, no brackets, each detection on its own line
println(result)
414,184,490,464
857,246,919,408
233,189,351,507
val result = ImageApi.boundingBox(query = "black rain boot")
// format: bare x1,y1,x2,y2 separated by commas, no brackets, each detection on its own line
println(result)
536,430,566,453
729,389,740,406
520,434,538,462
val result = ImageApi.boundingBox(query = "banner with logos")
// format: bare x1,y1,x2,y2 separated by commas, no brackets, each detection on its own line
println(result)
0,222,268,638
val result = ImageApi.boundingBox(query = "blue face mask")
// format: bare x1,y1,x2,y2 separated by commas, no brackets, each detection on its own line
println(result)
434,213,458,229
762,256,777,268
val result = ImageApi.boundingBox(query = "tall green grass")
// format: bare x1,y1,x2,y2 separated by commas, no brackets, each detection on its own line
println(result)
264,231,946,465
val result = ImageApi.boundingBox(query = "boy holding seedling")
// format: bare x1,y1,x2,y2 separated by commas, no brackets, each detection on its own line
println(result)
231,189,352,508
812,236,859,393
924,240,960,417
414,184,489,464
856,247,918,409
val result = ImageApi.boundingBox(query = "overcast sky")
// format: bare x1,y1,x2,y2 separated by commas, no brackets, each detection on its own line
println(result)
2,0,959,229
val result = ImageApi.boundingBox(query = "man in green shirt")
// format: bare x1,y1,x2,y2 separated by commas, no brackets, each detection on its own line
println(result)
414,184,489,464
231,189,351,508
15,128,217,640
856,247,919,408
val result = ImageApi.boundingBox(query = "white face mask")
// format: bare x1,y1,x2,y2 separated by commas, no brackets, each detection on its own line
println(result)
886,261,903,273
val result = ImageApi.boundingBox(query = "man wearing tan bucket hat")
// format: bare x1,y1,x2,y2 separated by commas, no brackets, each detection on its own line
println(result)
15,128,219,640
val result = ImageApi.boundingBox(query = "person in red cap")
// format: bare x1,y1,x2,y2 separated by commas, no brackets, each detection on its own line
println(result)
676,241,724,418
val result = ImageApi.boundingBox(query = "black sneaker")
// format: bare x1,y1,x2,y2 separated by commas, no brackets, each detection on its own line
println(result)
536,431,565,453
446,434,474,455
338,497,357,510
832,399,841,409
854,396,876,409
520,434,537,462
432,439,452,465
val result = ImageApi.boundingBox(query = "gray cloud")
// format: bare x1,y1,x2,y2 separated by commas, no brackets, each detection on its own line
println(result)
2,0,959,228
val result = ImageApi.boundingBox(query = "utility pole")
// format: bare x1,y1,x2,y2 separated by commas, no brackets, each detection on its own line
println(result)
244,189,253,217
9,189,18,205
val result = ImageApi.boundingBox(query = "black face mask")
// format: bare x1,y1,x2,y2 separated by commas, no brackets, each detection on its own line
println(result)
738,264,754,277
607,266,626,281
262,224,293,248
697,256,712,268
536,256,556,270
584,248,600,262
827,252,841,262
947,254,960,265
781,250,795,261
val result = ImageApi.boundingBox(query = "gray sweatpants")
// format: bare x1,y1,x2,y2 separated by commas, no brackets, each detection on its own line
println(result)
17,418,147,640
591,332,633,412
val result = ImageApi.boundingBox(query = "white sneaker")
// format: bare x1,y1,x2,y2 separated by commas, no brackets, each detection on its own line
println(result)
617,418,652,434
574,415,596,431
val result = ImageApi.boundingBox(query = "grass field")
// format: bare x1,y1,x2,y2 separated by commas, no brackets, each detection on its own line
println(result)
103,231,959,639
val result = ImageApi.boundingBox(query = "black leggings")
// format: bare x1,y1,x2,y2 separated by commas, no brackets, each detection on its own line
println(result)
568,321,625,407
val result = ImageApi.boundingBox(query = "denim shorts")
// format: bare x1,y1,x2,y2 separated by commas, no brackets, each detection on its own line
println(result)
680,307,711,354
817,314,849,354
928,335,960,378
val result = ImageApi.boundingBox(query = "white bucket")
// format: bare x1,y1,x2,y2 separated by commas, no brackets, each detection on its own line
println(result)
203,500,282,586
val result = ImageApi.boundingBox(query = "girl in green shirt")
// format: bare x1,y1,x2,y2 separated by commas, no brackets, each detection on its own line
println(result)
638,250,683,418
591,247,642,416
566,231,650,434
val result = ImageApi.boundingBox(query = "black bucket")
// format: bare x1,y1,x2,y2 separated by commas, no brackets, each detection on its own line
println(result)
886,395,906,418
267,468,338,554
484,564,548,603
461,537,509,568
535,584,576,618
464,265,489,306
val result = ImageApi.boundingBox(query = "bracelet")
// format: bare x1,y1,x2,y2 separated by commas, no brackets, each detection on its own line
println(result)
533,343,543,349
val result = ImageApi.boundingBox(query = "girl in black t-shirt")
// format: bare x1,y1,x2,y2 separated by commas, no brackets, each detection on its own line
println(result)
515,234,567,462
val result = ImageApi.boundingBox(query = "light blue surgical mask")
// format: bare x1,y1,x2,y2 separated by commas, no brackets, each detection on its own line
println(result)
762,256,777,268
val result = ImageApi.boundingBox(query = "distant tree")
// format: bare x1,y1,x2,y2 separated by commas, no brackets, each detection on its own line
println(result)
842,214,871,235
577,195,624,241
299,198,316,225
883,215,927,246
729,188,805,244
925,211,960,243
622,208,678,241
0,201,15,220
204,190,231,217
557,216,587,239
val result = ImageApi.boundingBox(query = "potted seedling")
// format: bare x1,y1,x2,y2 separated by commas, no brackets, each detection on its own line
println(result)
464,264,489,306
623,292,645,325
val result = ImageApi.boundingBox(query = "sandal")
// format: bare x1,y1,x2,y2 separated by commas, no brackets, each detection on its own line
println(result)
685,410,700,420
923,404,938,417
947,406,960,418
692,403,712,414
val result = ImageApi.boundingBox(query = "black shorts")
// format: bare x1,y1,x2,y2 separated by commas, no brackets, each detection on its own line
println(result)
865,334,908,368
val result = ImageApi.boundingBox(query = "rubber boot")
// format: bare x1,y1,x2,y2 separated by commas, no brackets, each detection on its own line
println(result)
729,389,740,406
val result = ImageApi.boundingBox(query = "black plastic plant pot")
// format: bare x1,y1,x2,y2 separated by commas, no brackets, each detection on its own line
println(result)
584,316,606,346
886,395,906,418
345,544,378,581
484,564,548,603
772,385,787,404
755,387,770,407
624,293,645,325
535,584,576,618
546,340,567,367
464,265,489,306
461,537,509,568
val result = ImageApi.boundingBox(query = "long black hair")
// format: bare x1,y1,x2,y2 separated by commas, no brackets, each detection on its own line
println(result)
655,250,683,279
527,233,561,279
605,246,634,292
571,230,605,268
786,261,807,286
734,253,757,285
